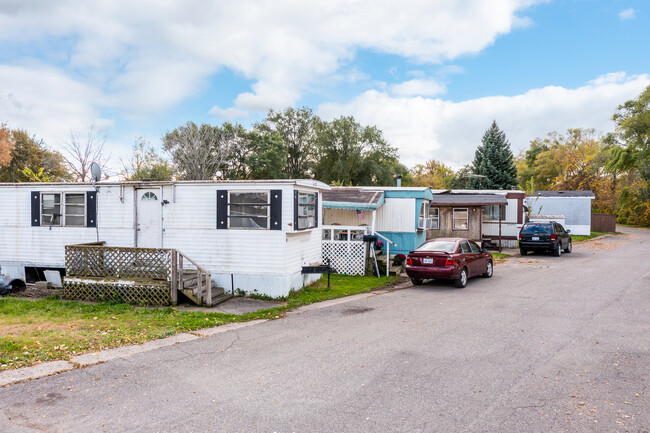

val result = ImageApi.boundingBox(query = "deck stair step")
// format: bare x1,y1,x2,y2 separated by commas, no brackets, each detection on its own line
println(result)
389,264,403,276
212,292,234,306
179,286,230,307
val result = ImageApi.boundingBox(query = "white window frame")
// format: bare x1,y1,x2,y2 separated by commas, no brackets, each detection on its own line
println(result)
41,192,87,227
453,208,469,231
227,190,270,230
297,191,317,230
430,207,440,230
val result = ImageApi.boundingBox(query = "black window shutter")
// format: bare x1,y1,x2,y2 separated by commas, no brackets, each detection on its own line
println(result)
314,192,319,227
216,190,228,229
86,191,97,227
31,191,40,226
270,189,282,230
293,190,299,230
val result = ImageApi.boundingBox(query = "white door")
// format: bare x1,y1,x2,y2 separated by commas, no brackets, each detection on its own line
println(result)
136,189,162,248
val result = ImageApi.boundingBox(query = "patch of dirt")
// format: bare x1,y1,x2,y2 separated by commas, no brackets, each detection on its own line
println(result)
0,321,82,337
517,259,546,264
580,241,621,250
342,306,374,315
8,285,63,300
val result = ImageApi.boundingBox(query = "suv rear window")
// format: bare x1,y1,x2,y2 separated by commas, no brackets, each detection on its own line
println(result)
521,224,553,234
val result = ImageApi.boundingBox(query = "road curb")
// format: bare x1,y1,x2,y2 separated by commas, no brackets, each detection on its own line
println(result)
0,361,75,387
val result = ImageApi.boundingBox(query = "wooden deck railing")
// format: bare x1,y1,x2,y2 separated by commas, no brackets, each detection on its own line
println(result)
173,250,212,307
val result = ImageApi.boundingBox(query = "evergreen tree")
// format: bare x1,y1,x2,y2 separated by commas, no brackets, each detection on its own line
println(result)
470,121,518,189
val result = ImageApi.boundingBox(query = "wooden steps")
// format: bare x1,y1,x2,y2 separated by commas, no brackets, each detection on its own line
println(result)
179,270,232,307
373,254,403,276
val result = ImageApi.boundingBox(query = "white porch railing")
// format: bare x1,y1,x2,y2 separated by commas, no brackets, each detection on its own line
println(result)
321,225,369,275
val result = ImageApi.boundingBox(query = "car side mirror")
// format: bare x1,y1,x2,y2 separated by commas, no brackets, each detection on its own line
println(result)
481,248,488,253
566,229,571,233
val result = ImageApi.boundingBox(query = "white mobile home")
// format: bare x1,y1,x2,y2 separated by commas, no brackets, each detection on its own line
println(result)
0,180,329,299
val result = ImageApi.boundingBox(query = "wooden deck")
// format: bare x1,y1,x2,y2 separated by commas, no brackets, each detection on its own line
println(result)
63,243,230,307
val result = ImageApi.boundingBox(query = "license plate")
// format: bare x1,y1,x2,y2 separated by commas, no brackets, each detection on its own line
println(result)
532,236,539,241
423,258,433,264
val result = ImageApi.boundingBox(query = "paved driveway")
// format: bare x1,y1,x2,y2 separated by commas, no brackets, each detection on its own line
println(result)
1,227,648,432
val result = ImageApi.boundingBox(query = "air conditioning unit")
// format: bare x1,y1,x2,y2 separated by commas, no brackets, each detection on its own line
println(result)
417,217,432,230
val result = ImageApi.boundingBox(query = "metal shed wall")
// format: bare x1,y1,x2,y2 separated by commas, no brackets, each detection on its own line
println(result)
525,196,592,235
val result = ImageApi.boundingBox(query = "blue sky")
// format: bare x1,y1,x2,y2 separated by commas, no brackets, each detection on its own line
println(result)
0,0,648,172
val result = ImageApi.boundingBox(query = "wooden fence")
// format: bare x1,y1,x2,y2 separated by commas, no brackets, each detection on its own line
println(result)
591,213,617,233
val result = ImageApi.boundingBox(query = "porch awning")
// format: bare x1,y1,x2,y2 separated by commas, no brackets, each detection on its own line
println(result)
429,192,507,206
322,187,385,211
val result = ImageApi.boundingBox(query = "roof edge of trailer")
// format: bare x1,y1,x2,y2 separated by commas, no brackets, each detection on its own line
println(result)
0,179,331,190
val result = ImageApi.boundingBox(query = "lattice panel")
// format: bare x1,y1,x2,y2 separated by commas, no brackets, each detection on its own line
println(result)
63,278,171,305
322,241,366,275
66,246,172,280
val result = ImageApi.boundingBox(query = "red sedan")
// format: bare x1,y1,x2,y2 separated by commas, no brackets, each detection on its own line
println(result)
405,238,493,288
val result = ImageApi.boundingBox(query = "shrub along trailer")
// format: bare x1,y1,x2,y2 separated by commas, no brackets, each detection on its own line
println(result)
0,180,329,298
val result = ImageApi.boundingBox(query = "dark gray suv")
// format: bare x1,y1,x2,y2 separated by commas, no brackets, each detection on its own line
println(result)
519,222,572,256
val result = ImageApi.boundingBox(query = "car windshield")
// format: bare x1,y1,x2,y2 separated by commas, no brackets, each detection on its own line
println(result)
521,224,552,234
416,241,457,253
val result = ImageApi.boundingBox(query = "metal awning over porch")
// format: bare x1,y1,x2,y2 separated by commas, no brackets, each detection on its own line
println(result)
322,187,385,210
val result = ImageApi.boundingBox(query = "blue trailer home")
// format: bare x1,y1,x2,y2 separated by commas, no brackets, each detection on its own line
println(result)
322,186,434,255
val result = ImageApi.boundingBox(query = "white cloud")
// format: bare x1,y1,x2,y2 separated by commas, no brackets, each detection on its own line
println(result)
0,63,112,144
391,79,446,97
318,73,650,169
0,0,543,117
208,105,249,120
619,8,635,20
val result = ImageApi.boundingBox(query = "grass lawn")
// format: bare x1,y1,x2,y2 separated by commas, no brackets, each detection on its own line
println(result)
0,274,399,370
571,231,608,242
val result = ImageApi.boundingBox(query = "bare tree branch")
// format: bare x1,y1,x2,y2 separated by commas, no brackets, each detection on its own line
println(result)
59,125,110,182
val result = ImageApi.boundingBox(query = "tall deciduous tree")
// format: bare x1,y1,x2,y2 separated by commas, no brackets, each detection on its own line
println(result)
255,107,316,178
411,159,454,188
312,116,404,186
60,125,110,182
0,129,70,182
470,121,518,189
162,121,230,180
0,124,14,167
605,85,650,225
121,138,174,181
242,132,287,180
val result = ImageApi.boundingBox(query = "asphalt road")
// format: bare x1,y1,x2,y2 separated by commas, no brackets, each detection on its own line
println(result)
1,227,648,433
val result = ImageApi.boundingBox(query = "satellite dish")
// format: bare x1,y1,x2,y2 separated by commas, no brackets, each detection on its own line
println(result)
215,170,223,179
90,162,102,183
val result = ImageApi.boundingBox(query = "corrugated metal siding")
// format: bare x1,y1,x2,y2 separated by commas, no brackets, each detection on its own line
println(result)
375,198,415,232
526,197,592,226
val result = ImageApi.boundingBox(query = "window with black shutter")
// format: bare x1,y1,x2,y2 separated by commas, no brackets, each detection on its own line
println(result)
217,190,281,230
33,191,91,227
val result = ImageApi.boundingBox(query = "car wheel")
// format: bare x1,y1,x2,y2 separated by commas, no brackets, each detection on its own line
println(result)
564,240,572,253
411,278,423,286
482,261,493,278
553,243,562,257
520,248,527,256
455,268,468,288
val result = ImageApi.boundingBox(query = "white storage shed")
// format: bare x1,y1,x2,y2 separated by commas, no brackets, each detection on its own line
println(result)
525,191,594,235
